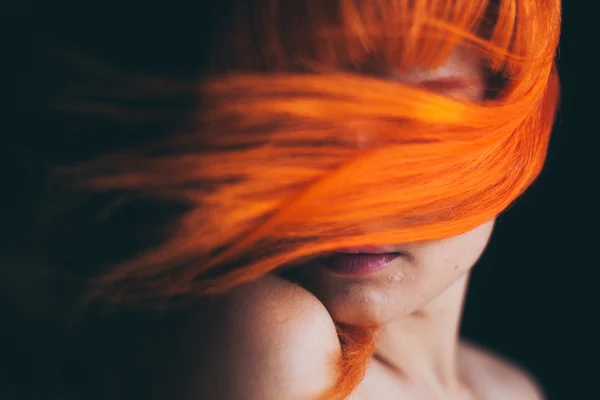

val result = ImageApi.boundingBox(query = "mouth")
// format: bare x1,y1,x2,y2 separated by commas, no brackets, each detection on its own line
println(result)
319,246,404,277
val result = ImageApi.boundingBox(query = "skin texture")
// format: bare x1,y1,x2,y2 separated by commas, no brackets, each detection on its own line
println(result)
172,48,545,400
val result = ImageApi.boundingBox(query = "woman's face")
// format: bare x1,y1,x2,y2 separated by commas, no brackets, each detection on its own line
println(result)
306,47,494,327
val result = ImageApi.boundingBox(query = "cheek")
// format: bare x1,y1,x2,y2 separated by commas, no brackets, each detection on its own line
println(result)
389,221,494,314
416,220,495,289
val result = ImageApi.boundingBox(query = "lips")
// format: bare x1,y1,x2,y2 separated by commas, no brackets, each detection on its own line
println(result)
320,248,403,276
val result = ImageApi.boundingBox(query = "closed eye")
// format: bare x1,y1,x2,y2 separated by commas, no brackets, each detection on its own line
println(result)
417,76,483,92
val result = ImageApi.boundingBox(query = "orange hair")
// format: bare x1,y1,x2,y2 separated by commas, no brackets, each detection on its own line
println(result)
58,1,561,398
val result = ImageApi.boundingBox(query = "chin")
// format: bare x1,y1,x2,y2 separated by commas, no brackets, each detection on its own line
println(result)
311,271,427,327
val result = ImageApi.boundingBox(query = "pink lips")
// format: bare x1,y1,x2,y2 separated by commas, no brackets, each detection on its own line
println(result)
323,246,401,276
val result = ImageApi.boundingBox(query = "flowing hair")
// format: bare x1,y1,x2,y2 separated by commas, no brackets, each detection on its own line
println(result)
52,0,561,398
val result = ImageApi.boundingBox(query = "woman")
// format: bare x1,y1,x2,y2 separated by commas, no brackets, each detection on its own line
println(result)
37,0,561,399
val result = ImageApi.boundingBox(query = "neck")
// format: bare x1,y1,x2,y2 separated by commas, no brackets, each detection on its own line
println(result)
374,273,470,389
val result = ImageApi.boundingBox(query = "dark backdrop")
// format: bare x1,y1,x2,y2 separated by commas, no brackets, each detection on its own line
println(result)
4,2,586,400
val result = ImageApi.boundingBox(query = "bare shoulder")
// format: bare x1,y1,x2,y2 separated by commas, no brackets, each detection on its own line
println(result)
174,274,342,400
459,340,545,400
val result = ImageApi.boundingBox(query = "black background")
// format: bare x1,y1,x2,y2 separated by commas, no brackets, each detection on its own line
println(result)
4,1,588,399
